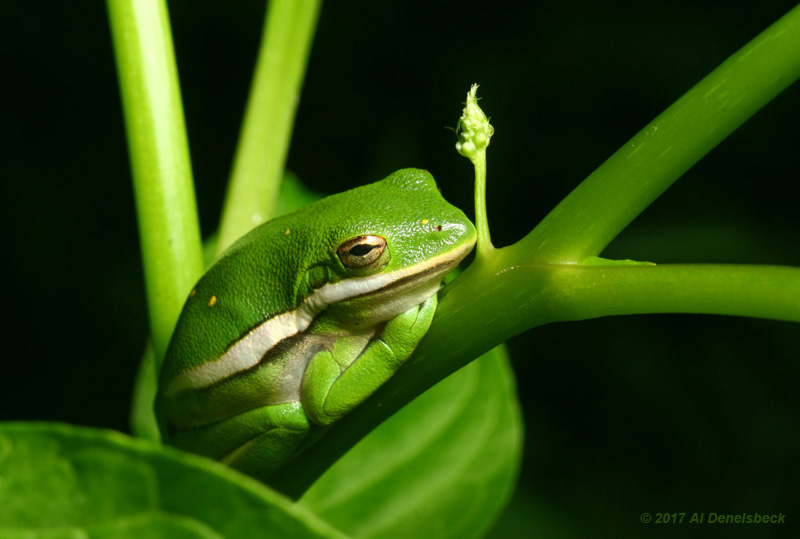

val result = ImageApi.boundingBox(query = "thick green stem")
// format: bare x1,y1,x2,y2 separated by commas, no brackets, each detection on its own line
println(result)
521,4,800,263
546,263,800,322
215,0,322,254
107,0,203,363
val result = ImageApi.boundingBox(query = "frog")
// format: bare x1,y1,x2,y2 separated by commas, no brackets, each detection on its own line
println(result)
155,168,476,480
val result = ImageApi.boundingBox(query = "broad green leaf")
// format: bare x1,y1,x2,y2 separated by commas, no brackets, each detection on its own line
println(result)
300,346,522,539
0,422,345,538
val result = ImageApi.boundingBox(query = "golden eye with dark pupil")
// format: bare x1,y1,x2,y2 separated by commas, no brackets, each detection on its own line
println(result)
337,235,387,268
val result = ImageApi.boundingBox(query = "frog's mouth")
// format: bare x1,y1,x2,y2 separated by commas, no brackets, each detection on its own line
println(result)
320,249,465,329
348,254,459,298
166,238,475,396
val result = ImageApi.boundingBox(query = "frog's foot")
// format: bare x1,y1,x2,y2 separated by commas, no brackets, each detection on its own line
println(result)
303,294,438,426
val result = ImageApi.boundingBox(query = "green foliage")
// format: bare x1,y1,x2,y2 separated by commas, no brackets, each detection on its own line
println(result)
0,423,344,538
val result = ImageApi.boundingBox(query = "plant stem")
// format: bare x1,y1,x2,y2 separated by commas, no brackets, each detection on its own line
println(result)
546,263,800,322
521,4,800,264
215,0,322,255
472,150,493,255
456,84,495,254
107,0,203,363
428,260,800,376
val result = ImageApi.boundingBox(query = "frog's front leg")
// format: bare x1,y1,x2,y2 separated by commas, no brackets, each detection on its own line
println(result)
302,294,438,426
169,402,310,480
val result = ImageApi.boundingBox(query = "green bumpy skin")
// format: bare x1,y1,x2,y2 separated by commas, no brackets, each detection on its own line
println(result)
155,169,476,480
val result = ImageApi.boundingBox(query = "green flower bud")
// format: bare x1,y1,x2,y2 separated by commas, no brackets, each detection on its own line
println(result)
456,84,494,160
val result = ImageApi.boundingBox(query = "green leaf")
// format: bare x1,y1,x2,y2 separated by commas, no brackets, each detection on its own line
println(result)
300,346,522,538
0,423,345,538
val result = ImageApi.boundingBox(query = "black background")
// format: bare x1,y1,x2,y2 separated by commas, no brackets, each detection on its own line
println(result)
4,1,799,537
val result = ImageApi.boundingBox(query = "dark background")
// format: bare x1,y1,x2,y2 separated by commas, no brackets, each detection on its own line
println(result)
4,1,799,537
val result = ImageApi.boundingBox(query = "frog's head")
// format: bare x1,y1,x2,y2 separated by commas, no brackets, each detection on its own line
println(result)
298,168,476,329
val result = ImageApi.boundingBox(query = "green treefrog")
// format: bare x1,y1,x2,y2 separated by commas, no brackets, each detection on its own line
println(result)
155,168,476,480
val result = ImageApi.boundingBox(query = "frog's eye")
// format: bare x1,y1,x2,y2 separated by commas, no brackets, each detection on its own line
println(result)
337,235,388,270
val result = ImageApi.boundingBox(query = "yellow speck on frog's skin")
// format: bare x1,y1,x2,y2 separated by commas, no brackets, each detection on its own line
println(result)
208,296,217,307
421,219,429,225
284,229,291,236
